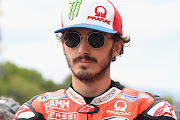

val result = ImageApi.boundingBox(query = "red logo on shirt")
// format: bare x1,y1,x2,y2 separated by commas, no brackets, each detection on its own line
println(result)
95,6,107,18
78,104,95,113
87,6,111,25
153,102,173,117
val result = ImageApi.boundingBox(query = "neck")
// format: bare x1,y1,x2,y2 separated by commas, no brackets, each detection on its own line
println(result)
72,68,111,97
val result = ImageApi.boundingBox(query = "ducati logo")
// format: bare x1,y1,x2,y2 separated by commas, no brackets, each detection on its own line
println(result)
114,100,127,111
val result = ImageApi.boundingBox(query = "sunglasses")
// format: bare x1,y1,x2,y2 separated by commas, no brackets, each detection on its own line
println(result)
62,32,113,48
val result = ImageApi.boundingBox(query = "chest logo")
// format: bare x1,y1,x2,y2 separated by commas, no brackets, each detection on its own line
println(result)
48,111,78,120
78,104,99,114
114,100,127,111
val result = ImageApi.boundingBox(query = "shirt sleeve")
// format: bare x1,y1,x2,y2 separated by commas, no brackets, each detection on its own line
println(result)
13,95,45,120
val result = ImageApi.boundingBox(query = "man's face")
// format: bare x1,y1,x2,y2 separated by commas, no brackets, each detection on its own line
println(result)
62,28,122,83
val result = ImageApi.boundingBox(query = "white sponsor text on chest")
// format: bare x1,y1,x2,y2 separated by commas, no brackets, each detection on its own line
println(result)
44,100,70,112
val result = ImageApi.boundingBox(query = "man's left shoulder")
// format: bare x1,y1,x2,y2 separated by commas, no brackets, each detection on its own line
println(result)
127,89,177,120
121,88,177,119
142,92,177,120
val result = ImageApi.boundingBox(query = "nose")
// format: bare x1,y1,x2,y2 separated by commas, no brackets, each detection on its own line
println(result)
77,36,90,55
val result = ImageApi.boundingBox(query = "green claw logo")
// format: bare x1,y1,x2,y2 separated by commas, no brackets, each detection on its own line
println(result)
69,0,82,20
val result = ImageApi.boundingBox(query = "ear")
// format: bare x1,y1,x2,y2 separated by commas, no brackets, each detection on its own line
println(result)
112,40,123,57
62,41,65,55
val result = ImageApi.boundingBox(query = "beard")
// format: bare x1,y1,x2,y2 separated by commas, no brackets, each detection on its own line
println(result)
64,46,114,84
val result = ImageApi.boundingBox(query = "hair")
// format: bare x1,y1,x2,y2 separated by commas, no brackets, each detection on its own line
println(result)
0,96,20,120
55,31,131,62
112,33,130,62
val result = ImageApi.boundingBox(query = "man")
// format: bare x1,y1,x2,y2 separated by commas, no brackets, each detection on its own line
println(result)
0,96,20,120
13,0,177,120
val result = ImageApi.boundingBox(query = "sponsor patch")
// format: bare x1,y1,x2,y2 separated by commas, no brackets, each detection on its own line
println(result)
66,88,85,104
147,102,177,119
106,110,131,116
114,100,127,111
87,6,111,25
48,111,78,120
37,94,68,102
44,100,69,112
78,104,95,113
78,104,99,114
117,93,148,101
92,88,116,104
13,105,35,120
69,0,82,20
106,100,131,116
91,87,121,105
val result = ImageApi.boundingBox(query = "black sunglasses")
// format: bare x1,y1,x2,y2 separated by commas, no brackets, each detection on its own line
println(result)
62,32,113,48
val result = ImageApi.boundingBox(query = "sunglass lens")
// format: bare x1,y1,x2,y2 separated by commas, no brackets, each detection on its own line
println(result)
88,33,104,48
64,33,80,48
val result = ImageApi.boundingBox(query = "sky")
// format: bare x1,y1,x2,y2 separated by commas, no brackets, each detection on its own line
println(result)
0,0,180,101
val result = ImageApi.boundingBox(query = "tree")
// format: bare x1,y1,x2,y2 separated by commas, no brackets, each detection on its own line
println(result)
0,62,72,104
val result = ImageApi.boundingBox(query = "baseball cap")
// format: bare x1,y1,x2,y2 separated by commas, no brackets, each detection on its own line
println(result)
54,0,123,35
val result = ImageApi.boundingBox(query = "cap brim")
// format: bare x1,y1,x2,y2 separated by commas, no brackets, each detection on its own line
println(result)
54,24,117,34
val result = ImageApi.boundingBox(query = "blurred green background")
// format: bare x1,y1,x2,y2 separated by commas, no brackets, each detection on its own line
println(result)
0,62,72,105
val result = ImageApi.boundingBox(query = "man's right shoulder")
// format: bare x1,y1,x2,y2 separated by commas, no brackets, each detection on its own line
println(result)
13,89,67,120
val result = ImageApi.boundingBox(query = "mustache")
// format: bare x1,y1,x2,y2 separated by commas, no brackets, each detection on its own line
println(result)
73,55,97,63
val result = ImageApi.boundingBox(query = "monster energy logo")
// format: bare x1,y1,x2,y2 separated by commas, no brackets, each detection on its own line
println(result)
69,0,82,20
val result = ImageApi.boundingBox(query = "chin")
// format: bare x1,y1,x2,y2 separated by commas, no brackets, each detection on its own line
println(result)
74,70,94,81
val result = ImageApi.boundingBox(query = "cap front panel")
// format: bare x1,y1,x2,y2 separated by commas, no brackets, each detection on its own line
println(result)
62,0,115,30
